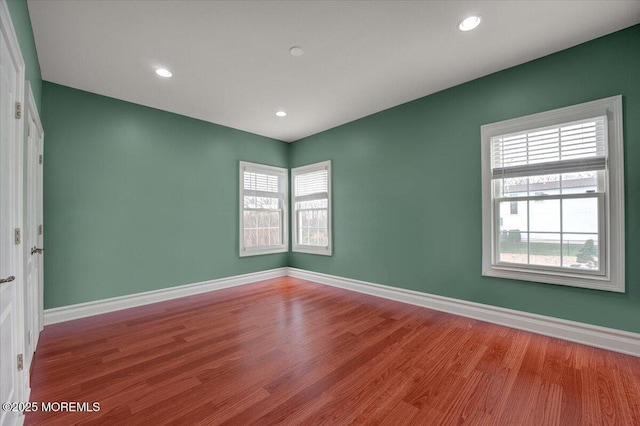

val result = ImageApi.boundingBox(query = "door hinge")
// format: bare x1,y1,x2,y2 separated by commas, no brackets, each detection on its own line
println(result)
17,354,23,371
39,154,43,165
27,125,31,137
15,228,21,245
38,224,43,235
15,102,21,119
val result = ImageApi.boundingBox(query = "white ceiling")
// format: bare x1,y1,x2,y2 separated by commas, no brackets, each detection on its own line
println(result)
28,1,640,142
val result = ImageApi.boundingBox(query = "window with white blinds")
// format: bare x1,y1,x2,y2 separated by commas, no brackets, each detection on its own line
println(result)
292,161,332,255
491,117,607,179
239,161,288,256
481,96,625,292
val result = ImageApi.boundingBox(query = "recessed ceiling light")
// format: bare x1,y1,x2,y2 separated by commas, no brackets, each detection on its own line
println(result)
289,46,304,57
459,15,482,32
155,68,173,78
276,111,287,117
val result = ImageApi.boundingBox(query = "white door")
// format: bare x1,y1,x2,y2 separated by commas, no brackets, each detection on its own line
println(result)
23,87,43,371
0,2,25,425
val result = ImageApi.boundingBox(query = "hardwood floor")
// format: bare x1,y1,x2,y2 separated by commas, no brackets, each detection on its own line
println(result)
26,277,640,425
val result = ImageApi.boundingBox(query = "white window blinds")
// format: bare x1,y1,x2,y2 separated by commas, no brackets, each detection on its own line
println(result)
295,169,328,200
491,116,607,179
244,170,282,195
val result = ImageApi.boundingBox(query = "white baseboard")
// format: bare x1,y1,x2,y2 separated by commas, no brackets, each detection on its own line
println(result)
43,266,640,357
287,268,640,357
44,268,287,325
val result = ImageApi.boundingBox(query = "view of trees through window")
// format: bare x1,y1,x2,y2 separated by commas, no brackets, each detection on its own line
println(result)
296,199,328,246
243,209,281,247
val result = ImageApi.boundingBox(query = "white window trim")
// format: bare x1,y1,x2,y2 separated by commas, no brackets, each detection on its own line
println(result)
481,95,625,292
239,161,288,257
292,160,332,256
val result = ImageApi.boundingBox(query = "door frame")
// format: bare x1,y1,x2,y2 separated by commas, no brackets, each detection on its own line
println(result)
0,0,27,422
23,82,44,375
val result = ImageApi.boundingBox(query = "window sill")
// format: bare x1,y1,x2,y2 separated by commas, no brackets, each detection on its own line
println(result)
482,264,624,293
240,246,288,257
292,245,332,256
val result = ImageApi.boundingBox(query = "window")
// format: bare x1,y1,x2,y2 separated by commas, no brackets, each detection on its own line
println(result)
292,161,332,255
481,96,625,292
239,161,288,256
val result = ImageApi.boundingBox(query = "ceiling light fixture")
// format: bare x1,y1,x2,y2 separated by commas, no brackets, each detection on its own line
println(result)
155,68,173,78
289,46,304,57
276,111,287,117
458,15,482,32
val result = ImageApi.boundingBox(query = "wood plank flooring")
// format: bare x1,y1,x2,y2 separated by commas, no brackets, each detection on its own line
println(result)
25,277,640,425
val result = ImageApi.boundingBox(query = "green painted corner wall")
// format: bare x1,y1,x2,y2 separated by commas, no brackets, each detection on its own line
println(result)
42,82,289,309
289,25,640,333
6,0,42,111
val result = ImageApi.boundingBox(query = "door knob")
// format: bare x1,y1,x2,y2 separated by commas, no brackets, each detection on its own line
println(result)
0,276,15,284
31,247,44,255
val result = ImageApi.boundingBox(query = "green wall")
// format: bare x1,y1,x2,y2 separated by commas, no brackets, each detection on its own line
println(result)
42,83,289,308
7,0,41,111
289,25,640,333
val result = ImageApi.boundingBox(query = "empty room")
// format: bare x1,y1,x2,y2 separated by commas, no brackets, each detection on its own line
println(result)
1,0,639,425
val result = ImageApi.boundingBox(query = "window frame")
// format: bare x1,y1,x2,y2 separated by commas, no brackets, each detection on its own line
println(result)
481,96,625,292
291,160,332,256
239,161,288,257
